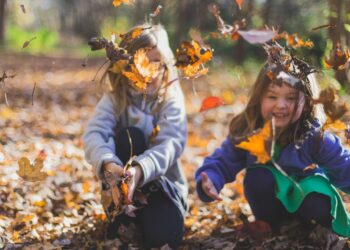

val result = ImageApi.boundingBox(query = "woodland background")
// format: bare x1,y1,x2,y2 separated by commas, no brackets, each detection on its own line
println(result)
0,0,350,249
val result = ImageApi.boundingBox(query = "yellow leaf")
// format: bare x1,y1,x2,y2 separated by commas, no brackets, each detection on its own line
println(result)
236,121,271,163
131,27,143,39
123,65,148,91
134,49,160,79
323,119,347,131
112,0,132,7
0,107,17,119
149,124,161,143
17,157,48,182
33,200,46,207
109,60,128,74
183,65,209,79
123,49,161,91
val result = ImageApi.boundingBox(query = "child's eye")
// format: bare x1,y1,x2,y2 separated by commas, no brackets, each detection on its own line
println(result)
267,95,277,100
287,97,296,101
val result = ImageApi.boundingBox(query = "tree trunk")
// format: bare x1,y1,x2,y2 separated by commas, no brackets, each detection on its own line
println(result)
328,0,349,88
0,0,6,45
262,0,274,27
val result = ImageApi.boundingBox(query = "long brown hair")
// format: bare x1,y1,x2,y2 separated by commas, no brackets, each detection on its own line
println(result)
229,63,325,147
99,23,178,116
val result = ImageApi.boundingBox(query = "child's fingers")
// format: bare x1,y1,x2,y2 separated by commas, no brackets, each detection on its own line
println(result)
200,172,222,201
104,163,124,175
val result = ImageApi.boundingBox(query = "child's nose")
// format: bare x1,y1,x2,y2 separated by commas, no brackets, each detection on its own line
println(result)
275,98,288,108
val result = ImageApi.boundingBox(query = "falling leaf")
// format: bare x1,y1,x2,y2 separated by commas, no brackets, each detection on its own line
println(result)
199,96,225,112
175,40,213,80
208,4,246,40
236,121,272,163
274,32,313,48
20,4,26,14
237,30,276,44
123,48,160,91
311,23,335,31
235,0,244,9
112,0,133,7
150,5,162,18
109,60,128,74
22,37,37,49
314,87,348,121
324,43,349,70
17,157,48,182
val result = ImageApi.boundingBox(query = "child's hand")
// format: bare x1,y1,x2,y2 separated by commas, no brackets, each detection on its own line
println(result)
125,164,143,201
200,172,222,201
103,162,124,177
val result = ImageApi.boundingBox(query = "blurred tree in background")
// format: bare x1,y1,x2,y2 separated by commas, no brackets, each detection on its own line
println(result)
0,0,349,87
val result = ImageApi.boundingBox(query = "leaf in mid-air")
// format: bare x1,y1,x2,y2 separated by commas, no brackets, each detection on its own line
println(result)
324,43,349,70
235,0,244,9
237,30,276,44
236,121,272,163
123,49,161,91
112,0,133,7
199,96,225,112
22,37,37,49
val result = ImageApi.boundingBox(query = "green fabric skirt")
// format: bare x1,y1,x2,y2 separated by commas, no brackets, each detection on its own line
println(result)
247,165,350,237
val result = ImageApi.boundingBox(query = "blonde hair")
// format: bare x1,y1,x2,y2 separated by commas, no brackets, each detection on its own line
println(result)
100,23,178,116
229,63,325,146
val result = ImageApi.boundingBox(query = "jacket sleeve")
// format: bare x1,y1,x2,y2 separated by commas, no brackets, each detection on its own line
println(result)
313,131,350,193
83,94,123,179
195,137,246,202
133,83,187,186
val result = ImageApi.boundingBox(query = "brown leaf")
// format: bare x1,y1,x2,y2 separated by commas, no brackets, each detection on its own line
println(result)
17,157,48,182
20,4,26,14
324,43,349,70
22,37,37,49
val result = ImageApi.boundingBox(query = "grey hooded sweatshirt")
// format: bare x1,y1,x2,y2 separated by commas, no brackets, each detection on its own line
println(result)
83,81,188,214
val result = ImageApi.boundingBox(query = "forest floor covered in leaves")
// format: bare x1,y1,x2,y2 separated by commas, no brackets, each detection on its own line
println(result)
0,54,350,249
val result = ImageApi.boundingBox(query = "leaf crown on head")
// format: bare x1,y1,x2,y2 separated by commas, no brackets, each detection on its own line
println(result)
263,42,318,92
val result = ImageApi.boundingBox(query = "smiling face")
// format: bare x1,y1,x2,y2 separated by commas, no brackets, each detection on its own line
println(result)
260,83,305,128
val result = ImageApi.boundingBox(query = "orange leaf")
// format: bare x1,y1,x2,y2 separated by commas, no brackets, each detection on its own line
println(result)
324,43,349,70
123,48,160,91
120,181,131,204
323,119,347,131
236,121,271,163
303,163,317,172
199,96,225,112
112,0,132,7
235,0,244,9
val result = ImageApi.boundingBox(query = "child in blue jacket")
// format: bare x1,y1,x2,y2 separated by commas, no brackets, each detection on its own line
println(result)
196,43,350,236
84,24,187,249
